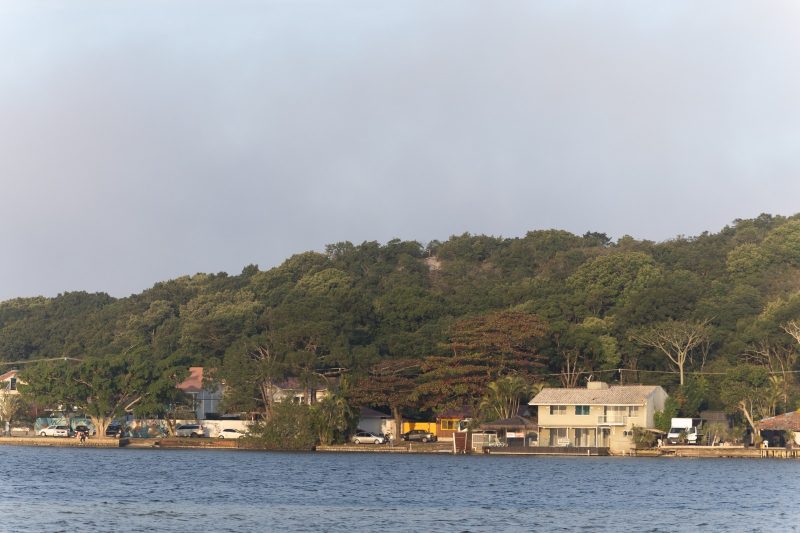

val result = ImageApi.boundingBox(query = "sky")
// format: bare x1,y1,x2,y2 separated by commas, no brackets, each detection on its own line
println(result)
1,1,799,301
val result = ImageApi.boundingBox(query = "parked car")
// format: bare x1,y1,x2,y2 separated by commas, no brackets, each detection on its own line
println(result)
74,424,94,436
106,424,124,437
175,424,205,438
401,429,437,443
218,428,247,439
40,425,70,438
351,431,386,444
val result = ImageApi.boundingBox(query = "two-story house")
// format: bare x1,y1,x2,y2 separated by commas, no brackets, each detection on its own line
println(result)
0,370,22,432
529,381,667,453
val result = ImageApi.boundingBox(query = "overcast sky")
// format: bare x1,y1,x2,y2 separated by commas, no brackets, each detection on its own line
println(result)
1,1,799,301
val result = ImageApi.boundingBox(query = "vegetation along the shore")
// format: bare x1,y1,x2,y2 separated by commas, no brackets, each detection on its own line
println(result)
2,213,800,447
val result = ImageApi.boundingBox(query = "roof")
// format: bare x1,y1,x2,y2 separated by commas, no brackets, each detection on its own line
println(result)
274,377,332,391
0,370,18,382
757,411,800,432
177,367,204,393
359,407,391,419
529,385,663,406
480,416,538,431
437,407,473,419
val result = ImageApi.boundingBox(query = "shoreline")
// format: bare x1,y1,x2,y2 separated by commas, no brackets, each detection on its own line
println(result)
1,437,797,459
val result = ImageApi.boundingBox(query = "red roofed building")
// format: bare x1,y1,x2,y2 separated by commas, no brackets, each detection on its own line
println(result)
757,411,800,447
176,367,222,420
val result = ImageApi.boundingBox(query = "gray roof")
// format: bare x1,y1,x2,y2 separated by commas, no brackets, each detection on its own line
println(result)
481,416,538,430
529,385,663,406
359,407,392,419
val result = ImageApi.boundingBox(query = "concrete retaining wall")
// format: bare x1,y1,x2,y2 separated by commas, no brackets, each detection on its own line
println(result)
0,436,122,448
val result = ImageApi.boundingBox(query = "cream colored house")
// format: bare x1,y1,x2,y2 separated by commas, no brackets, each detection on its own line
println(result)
0,370,22,431
529,381,667,454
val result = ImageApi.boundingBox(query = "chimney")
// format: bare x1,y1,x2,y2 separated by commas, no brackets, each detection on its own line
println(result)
586,381,609,390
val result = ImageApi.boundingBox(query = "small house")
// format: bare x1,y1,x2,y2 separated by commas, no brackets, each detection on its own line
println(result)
480,415,538,447
356,407,393,436
757,411,800,447
436,407,473,442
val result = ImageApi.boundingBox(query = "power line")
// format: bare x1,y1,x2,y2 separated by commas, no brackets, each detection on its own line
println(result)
526,367,800,378
0,357,82,367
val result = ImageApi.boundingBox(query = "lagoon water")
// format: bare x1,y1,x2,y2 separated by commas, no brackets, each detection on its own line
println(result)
0,446,798,532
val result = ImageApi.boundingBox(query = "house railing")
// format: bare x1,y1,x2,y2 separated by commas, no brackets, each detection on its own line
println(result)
597,415,627,425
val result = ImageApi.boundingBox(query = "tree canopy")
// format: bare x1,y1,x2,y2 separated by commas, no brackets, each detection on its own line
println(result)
2,213,800,427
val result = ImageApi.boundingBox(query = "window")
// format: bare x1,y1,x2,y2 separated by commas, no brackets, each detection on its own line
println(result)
440,419,457,431
549,405,567,415
549,427,568,446
575,405,590,416
575,428,594,446
9,377,16,391
628,406,640,417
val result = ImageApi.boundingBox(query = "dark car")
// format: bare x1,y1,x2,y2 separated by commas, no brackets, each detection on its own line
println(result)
74,424,93,436
401,429,437,443
106,424,124,437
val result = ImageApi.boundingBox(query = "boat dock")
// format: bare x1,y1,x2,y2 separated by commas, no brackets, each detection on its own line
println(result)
482,446,609,456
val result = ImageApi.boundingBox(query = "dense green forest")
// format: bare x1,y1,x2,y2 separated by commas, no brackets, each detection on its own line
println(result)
3,213,800,434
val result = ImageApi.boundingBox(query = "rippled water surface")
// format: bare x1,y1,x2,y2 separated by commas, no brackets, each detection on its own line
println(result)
1,446,798,532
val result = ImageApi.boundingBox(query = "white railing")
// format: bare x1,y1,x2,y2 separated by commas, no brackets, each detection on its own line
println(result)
597,415,627,425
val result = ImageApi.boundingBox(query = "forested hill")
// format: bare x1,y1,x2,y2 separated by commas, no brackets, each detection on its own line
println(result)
2,213,800,408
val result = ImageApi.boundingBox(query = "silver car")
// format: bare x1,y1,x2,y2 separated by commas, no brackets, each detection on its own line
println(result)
351,431,386,444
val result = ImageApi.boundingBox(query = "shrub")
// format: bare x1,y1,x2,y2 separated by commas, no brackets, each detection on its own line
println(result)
247,402,317,451
631,425,657,448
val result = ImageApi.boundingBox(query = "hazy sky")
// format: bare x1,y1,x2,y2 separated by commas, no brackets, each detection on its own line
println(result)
1,1,799,301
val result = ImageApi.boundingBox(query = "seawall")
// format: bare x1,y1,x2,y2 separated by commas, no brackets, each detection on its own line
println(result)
0,436,123,448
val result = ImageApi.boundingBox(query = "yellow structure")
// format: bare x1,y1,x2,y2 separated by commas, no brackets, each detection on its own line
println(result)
401,421,437,435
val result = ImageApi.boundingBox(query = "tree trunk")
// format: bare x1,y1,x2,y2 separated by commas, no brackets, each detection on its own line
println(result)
738,400,759,444
164,417,177,437
90,416,112,438
391,405,402,444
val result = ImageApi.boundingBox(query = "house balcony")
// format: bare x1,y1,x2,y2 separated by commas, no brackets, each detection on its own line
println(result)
597,415,627,426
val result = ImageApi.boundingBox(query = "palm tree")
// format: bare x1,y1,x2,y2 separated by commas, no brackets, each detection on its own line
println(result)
479,375,532,421
312,393,353,445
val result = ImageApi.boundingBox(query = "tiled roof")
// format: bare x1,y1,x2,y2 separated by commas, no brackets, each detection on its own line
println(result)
481,415,538,430
177,367,204,393
757,411,800,431
0,369,18,382
529,385,662,406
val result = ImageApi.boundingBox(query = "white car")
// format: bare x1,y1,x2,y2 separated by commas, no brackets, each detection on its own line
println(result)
40,425,70,437
175,424,205,438
218,428,247,439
